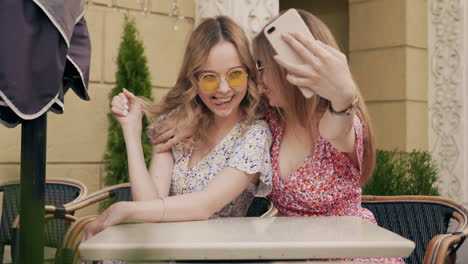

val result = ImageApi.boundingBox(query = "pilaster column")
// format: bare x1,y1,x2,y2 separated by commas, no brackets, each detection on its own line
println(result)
348,0,428,152
428,0,468,204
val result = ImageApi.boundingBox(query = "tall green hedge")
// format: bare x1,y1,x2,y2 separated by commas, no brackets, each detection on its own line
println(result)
363,149,440,196
103,15,153,186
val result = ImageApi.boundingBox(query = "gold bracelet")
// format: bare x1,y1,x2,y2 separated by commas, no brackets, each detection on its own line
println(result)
160,197,167,222
328,95,359,116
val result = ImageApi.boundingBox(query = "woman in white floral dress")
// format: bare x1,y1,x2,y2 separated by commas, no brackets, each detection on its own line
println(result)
81,16,272,241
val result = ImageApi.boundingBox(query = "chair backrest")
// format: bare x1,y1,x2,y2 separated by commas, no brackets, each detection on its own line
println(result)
362,196,457,264
246,197,272,217
55,184,131,264
0,179,86,248
108,185,132,203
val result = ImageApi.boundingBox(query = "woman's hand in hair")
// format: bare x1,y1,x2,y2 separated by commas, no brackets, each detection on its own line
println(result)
273,32,357,110
110,88,144,135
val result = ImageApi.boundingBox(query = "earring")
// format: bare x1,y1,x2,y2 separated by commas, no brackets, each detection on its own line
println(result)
257,83,265,94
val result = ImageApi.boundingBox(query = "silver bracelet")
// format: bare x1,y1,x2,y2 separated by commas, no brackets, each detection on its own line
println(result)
160,197,167,222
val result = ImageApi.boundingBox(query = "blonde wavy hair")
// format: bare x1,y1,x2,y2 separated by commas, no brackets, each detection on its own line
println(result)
252,9,376,186
138,16,263,148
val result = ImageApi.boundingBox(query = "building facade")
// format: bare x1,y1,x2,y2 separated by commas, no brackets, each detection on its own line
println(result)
0,0,466,219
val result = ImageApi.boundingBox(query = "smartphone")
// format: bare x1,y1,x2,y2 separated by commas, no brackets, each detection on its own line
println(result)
264,9,315,98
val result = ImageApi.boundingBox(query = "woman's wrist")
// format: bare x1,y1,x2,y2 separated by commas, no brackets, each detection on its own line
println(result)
122,125,142,139
111,201,132,223
331,92,356,113
330,80,358,112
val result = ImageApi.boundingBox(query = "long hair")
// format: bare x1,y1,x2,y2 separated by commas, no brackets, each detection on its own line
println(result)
139,16,262,148
252,9,376,186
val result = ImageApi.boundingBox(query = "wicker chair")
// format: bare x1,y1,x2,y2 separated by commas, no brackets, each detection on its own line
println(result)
0,178,87,264
52,183,276,264
362,195,468,264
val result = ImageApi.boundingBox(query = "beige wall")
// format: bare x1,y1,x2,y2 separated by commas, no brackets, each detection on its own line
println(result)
349,0,428,151
281,0,428,151
280,0,349,54
0,0,195,216
0,0,431,214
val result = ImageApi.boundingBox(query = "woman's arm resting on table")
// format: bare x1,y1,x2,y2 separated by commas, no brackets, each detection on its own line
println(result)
128,166,256,222
81,167,256,240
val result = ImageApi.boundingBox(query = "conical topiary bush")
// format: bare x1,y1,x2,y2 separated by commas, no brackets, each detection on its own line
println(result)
103,15,153,188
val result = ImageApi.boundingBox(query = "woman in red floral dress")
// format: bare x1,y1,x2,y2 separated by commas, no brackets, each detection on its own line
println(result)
252,9,404,264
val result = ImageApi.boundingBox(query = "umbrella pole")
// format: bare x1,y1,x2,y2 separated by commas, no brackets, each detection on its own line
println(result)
16,114,46,263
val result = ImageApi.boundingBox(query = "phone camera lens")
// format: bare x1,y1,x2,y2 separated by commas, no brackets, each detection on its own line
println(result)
267,26,276,34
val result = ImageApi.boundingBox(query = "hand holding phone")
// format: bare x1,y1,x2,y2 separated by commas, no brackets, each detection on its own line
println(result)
265,10,358,109
264,9,316,98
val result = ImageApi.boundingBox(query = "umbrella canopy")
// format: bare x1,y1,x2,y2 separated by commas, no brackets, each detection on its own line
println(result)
0,0,91,262
0,0,91,127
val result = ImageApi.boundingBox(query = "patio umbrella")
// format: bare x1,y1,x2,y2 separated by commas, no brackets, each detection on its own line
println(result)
0,0,90,262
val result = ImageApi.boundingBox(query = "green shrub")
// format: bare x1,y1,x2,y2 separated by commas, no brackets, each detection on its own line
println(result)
103,15,153,187
362,149,440,196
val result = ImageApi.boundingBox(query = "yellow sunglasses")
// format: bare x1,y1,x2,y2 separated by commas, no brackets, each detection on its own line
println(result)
198,67,248,93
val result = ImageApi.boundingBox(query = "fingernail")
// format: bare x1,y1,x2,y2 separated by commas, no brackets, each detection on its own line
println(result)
124,104,129,110
123,110,128,115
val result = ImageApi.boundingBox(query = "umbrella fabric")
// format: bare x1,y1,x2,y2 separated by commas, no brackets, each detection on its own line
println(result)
0,0,91,128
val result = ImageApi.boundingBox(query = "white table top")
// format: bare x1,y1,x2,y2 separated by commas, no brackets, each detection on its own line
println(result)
79,216,415,261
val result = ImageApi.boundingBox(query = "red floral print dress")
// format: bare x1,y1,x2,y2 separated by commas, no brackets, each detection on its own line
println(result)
266,108,405,264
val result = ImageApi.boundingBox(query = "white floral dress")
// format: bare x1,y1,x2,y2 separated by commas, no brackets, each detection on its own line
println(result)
168,119,273,217
100,120,273,263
